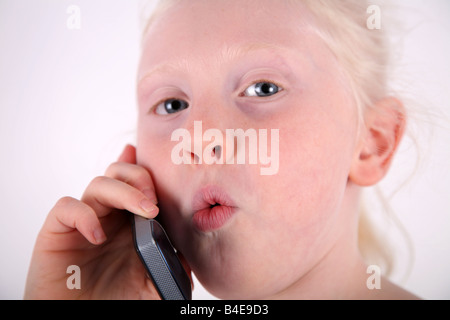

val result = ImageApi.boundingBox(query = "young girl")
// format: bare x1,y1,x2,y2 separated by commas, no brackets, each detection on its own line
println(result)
25,0,419,299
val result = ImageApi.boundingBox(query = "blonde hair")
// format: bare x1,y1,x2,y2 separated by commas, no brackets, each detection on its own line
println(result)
292,0,400,277
296,0,414,278
139,0,410,277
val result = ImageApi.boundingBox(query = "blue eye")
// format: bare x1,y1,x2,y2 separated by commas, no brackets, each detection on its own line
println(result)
244,82,283,97
155,98,189,115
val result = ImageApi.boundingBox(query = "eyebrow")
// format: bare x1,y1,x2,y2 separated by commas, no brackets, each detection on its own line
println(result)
137,42,297,87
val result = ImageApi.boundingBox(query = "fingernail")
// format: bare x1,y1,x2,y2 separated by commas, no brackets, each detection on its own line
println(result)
142,188,158,205
93,229,106,244
140,198,159,215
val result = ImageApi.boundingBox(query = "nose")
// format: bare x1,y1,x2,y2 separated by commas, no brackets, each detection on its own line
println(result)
174,91,236,167
185,144,222,165
183,121,225,165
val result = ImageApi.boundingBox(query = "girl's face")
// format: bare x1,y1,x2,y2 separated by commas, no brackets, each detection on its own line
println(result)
136,0,361,299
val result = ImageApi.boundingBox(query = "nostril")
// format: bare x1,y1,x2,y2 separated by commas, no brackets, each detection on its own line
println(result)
212,145,222,159
185,150,201,164
191,152,200,164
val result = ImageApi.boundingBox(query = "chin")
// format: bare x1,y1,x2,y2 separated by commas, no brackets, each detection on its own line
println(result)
190,252,278,300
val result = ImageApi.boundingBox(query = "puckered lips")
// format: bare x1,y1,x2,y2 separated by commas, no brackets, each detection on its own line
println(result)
191,185,237,233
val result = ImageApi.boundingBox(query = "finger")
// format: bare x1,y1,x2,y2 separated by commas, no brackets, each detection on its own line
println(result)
81,176,159,219
118,144,137,164
45,197,106,245
104,162,157,204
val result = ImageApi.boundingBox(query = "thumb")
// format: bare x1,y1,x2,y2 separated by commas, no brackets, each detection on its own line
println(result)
118,144,137,164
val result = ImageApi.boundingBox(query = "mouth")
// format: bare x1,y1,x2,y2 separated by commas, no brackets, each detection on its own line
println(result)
191,185,237,233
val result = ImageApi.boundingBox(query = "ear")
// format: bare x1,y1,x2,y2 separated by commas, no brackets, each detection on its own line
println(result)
349,97,406,187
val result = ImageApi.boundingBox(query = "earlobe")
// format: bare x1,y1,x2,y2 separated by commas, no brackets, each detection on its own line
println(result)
349,97,406,187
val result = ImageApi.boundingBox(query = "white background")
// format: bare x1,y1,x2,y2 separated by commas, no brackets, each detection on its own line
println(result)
0,0,449,300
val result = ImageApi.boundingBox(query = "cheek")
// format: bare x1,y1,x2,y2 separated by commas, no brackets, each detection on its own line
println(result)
136,126,187,239
136,113,179,164
137,131,165,170
271,102,358,235
237,110,358,294
136,122,177,193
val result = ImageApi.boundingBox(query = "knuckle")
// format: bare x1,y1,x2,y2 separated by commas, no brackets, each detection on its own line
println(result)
104,161,121,177
82,176,110,201
55,196,77,209
135,167,152,184
105,161,153,188
90,175,109,186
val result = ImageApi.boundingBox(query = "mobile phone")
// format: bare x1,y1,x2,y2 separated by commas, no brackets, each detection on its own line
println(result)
131,214,192,300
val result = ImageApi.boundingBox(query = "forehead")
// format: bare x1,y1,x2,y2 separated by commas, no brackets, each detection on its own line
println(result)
139,0,317,74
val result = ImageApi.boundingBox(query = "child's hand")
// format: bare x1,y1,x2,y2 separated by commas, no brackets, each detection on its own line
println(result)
24,145,189,299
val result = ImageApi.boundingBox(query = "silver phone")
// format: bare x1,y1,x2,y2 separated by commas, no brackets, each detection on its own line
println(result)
131,214,192,300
